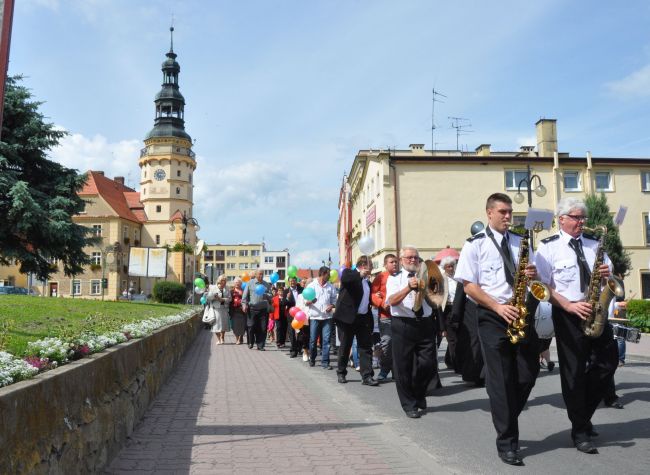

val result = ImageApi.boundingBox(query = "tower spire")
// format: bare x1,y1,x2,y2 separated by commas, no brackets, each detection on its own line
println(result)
169,25,174,53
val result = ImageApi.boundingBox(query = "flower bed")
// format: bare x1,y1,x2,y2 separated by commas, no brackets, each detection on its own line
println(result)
0,308,198,388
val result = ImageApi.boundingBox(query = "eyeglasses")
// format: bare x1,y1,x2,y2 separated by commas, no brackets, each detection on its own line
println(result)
565,214,587,222
401,256,418,260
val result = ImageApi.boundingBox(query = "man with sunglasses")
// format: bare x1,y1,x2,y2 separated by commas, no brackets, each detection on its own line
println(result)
535,197,617,455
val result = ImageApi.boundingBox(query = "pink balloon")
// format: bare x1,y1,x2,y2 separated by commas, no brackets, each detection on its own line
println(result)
294,311,307,323
289,306,299,317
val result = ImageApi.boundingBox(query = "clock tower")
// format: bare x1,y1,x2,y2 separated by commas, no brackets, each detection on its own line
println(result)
139,27,197,278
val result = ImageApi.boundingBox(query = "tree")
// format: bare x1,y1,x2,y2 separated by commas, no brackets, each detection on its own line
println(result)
0,75,95,280
584,193,631,276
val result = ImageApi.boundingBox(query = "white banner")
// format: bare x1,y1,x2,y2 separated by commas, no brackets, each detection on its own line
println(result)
147,248,168,278
128,247,148,276
128,247,168,278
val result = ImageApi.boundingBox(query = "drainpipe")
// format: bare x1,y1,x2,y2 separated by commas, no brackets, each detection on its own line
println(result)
553,151,560,206
389,155,401,254
585,151,593,194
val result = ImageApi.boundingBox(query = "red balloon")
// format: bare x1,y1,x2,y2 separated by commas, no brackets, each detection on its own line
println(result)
289,306,299,317
291,319,304,330
294,311,307,323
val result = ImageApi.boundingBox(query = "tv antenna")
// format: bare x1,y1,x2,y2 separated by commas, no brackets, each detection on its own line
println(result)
448,116,473,151
431,88,446,153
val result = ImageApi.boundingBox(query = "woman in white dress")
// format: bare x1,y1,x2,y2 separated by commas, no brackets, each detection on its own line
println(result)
207,274,231,344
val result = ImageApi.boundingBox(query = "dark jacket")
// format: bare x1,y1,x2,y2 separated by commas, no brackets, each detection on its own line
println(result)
282,285,303,316
333,268,369,324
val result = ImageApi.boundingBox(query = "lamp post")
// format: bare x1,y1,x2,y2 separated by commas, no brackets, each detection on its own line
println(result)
169,210,200,289
101,242,121,301
513,164,546,208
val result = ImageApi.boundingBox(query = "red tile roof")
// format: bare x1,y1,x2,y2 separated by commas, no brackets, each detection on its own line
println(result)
79,171,145,224
296,268,317,280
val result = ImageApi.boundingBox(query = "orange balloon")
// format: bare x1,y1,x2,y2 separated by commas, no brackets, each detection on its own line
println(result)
242,272,251,282
291,319,304,330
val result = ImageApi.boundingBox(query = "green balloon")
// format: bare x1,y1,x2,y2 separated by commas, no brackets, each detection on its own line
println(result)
194,277,205,288
287,265,298,278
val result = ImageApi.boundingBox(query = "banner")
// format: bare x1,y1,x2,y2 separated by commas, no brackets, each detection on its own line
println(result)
128,247,168,278
147,248,168,278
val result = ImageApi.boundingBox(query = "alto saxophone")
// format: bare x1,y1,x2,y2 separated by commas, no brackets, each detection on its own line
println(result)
581,225,624,338
506,228,550,344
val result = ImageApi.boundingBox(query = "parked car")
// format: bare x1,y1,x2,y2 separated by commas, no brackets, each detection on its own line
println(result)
0,286,31,295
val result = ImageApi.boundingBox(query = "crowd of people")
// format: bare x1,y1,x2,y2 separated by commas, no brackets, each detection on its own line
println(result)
200,194,629,467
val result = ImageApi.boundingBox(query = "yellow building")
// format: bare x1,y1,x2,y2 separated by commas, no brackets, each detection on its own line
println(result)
339,119,650,299
200,244,263,284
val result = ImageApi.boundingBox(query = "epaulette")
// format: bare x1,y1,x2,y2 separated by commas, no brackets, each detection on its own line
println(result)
541,234,560,244
467,232,486,243
582,233,598,241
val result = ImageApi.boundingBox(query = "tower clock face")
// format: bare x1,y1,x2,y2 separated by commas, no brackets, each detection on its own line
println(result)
154,168,166,181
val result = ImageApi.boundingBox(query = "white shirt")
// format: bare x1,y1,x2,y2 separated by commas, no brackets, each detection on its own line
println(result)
386,269,433,318
357,278,371,314
535,230,611,302
445,272,457,305
305,280,337,320
454,227,524,304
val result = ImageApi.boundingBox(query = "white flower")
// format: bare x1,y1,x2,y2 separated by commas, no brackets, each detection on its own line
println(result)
0,351,39,388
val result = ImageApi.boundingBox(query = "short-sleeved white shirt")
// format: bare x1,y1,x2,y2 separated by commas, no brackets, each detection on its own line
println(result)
386,269,433,318
305,280,337,320
534,230,611,302
454,227,524,304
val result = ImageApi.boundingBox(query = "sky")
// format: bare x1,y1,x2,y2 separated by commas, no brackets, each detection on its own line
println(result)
9,0,650,267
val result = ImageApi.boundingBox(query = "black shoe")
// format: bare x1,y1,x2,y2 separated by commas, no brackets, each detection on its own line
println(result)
547,361,555,372
362,377,379,386
575,441,598,454
323,365,333,370
257,347,265,351
289,353,297,358
405,410,421,419
587,429,599,437
309,361,315,367
605,400,624,409
498,451,523,466
338,374,347,384
248,345,254,349
416,399,427,411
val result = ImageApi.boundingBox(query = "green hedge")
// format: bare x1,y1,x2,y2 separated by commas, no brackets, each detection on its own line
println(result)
152,281,186,304
626,299,650,333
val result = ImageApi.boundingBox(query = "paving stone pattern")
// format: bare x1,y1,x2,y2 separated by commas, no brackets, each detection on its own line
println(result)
107,331,435,474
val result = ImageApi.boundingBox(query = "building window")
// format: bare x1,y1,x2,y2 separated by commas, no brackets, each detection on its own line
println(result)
156,205,162,213
563,170,581,191
72,280,81,296
90,280,101,295
512,214,527,228
594,171,612,191
377,219,382,250
642,272,650,299
251,250,260,256
239,263,249,270
251,263,258,269
91,224,102,237
644,213,650,246
176,187,181,195
264,256,274,263
239,250,249,257
226,263,236,270
505,170,529,190
264,269,273,276
227,275,235,282
215,264,225,272
205,250,214,260
155,235,160,245
642,171,650,191
177,170,181,177
376,172,380,196
278,269,286,280
226,250,236,257
91,252,101,265
189,174,192,183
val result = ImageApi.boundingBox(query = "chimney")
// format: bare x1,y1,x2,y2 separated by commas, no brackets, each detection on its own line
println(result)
536,119,558,157
475,144,491,156
114,176,125,185
409,144,426,155
519,145,535,156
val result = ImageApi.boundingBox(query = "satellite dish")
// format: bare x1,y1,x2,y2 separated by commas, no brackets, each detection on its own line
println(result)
195,239,205,256
470,221,485,236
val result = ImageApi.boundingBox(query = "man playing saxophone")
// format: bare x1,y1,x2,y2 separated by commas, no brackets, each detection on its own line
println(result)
535,197,618,455
455,193,541,466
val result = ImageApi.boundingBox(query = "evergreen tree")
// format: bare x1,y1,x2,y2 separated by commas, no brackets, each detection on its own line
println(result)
584,193,631,276
0,76,94,280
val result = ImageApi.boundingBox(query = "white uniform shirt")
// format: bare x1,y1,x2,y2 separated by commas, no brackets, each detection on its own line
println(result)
305,280,337,320
454,227,523,304
386,269,433,318
357,278,371,314
534,231,611,302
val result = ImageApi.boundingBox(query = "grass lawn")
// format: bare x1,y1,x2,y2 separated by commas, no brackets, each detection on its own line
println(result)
0,296,185,356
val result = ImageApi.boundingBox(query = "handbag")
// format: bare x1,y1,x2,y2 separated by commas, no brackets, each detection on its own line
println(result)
202,305,217,325
534,301,554,339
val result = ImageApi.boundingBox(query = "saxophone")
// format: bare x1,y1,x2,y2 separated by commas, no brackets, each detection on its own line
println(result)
506,229,550,344
581,225,625,338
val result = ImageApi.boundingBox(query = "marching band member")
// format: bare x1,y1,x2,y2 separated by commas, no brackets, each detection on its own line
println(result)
454,193,540,466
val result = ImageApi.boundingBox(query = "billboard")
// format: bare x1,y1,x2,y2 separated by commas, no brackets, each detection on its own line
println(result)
128,247,168,278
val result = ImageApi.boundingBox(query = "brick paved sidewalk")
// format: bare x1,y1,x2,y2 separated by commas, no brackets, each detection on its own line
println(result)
107,331,441,474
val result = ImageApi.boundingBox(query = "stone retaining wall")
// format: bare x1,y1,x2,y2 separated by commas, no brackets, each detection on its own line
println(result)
0,311,202,474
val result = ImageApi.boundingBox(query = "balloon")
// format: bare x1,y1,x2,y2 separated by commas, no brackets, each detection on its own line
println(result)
194,277,206,289
270,272,280,284
329,269,339,283
351,265,357,271
470,221,485,236
255,284,266,296
302,287,316,301
194,286,203,294
294,311,307,323
200,295,207,305
241,282,247,290
287,265,298,278
242,272,251,282
291,319,304,330
289,306,300,317
338,265,346,275
358,236,375,255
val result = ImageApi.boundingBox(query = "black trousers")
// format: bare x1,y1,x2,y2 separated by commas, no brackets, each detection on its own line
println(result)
277,314,288,346
552,306,618,443
457,300,485,384
391,316,436,412
248,307,268,349
336,314,374,379
443,307,458,370
477,307,540,454
288,317,309,356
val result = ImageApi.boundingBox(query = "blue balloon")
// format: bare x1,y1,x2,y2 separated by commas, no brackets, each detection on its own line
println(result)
242,282,247,290
270,272,280,284
255,284,266,296
351,265,357,271
200,295,207,305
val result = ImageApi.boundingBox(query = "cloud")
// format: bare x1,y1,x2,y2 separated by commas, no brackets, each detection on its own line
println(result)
516,135,536,148
291,248,335,268
605,64,650,98
49,129,142,186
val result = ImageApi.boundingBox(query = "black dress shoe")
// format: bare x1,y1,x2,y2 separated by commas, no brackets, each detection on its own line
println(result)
575,441,598,454
323,365,333,370
362,377,379,386
248,345,254,349
405,410,421,419
289,353,297,358
587,429,599,437
498,451,523,466
309,361,315,367
605,400,624,409
337,374,347,384
547,361,555,372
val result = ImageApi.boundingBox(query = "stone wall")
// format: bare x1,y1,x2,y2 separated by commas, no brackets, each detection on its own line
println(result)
0,311,202,474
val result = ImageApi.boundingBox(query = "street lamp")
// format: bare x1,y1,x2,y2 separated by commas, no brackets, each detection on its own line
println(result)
513,164,546,207
101,242,121,301
169,210,200,288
